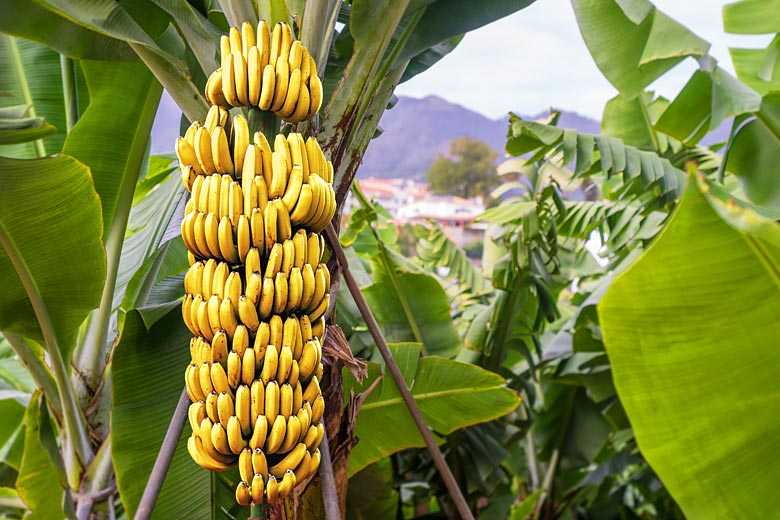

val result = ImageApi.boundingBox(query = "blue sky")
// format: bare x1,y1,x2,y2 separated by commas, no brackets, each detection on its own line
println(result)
395,0,771,120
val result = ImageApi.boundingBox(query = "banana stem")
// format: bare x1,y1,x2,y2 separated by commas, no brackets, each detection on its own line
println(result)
135,388,190,520
0,226,92,488
75,435,115,520
324,224,475,520
60,55,79,132
7,36,46,157
3,332,62,418
317,424,341,520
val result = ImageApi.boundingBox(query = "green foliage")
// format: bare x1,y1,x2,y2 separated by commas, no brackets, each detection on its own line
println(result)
426,137,500,199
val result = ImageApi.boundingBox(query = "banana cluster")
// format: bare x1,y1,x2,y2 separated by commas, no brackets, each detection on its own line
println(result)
177,35,335,504
204,21,323,123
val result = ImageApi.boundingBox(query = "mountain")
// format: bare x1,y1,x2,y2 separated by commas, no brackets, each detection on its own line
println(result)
359,95,601,179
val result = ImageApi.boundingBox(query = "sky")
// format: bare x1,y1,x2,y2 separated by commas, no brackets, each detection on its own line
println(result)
395,0,772,120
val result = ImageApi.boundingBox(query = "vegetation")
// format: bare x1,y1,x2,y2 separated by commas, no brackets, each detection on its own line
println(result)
0,0,778,519
426,136,500,200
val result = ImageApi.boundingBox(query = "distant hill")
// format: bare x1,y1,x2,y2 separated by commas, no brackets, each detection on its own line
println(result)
359,95,601,179
150,93,728,178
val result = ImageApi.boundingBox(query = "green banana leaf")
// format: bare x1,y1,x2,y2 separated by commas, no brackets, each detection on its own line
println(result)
599,175,780,519
62,60,162,236
0,154,105,353
112,306,243,520
15,391,67,519
0,391,29,471
0,0,135,60
723,0,780,34
0,36,88,158
571,0,709,99
344,342,521,475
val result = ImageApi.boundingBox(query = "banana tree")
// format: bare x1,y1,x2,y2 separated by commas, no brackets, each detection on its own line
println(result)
0,1,536,518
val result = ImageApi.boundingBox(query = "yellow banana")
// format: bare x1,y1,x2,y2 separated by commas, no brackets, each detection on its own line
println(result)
250,379,265,427
211,357,234,396
242,144,259,215
233,324,250,357
289,184,314,226
248,45,261,106
204,68,228,108
289,359,300,388
228,180,243,225
264,198,278,251
299,314,312,342
270,57,290,112
307,74,324,120
305,137,323,179
196,297,214,341
293,383,304,418
235,384,251,436
255,131,274,185
264,242,283,279
307,231,321,265
250,208,265,250
227,416,247,454
205,390,219,423
258,64,276,111
217,390,235,428
239,447,254,483
245,246,261,277
298,341,318,381
282,317,299,354
249,416,268,451
188,401,207,432
308,293,330,322
182,296,198,336
293,451,312,483
311,394,325,424
212,330,229,366
236,214,251,263
307,265,327,313
250,473,265,505
176,137,203,175
225,271,242,305
269,315,283,350
238,295,260,331
217,216,240,264
188,434,233,471
260,343,279,385
227,350,241,389
299,263,316,311
302,424,318,450
211,261,229,299
232,114,250,174
288,81,310,123
287,40,302,71
229,26,242,53
277,470,297,500
292,230,307,269
300,46,311,85
205,294,221,335
278,68,301,119
196,176,211,213
219,297,239,337
265,474,279,502
277,345,293,384
281,165,303,214
264,414,286,454
273,272,288,315
269,22,282,68
241,347,256,386
211,421,232,455
255,175,269,212
211,126,234,175
269,151,289,199
235,481,251,506
202,212,221,258
254,322,271,359
307,448,321,480
271,442,306,479
258,276,275,320
245,271,262,306
278,22,292,63
195,127,217,174
181,163,197,191
241,22,255,58
220,35,231,65
276,200,293,242
257,20,270,68
252,446,269,477
222,52,239,106
302,376,321,404
186,363,205,402
264,380,280,425
183,261,202,295
193,213,212,261
311,316,325,339
287,267,303,313
279,382,293,419
190,175,205,210
233,51,249,106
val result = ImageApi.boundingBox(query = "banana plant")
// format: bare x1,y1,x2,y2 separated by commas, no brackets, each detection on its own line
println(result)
0,1,537,518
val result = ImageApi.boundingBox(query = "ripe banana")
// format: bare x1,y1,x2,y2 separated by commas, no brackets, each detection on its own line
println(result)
265,414,286,454
270,442,306,478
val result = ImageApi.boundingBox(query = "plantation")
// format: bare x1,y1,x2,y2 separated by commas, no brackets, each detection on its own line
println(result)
0,0,778,519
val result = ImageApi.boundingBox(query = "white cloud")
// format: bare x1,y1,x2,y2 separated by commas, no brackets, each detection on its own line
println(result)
395,0,772,120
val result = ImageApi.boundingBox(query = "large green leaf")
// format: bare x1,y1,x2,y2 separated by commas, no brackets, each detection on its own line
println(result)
112,307,243,520
63,60,162,236
599,176,780,519
394,0,537,66
571,0,709,98
0,154,105,352
344,342,521,475
723,0,780,34
725,92,780,209
0,391,29,471
0,0,135,60
15,391,66,519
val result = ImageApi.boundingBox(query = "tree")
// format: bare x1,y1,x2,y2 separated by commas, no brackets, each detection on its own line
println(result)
426,136,499,199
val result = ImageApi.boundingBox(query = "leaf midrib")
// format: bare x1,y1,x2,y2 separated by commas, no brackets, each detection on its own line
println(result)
360,385,506,411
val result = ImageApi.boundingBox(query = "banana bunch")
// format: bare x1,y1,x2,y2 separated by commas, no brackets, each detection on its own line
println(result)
175,20,336,503
204,21,323,123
